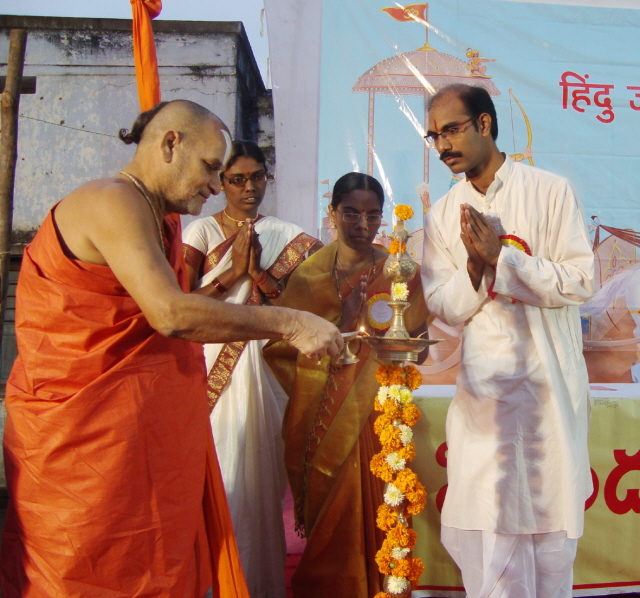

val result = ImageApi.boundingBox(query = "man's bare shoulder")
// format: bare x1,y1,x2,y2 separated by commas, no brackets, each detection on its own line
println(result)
55,176,159,265
57,177,143,218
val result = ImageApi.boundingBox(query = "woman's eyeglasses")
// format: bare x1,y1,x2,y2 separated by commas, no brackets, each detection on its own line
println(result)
222,172,269,188
337,211,382,224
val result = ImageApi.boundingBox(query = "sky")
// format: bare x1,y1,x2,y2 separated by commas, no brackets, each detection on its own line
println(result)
0,0,270,85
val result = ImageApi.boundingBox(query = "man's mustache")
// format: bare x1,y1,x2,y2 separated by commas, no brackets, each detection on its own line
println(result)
440,151,462,162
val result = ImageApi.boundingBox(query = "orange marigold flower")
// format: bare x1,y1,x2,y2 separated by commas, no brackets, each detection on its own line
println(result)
406,482,427,515
380,426,402,451
375,548,394,575
376,365,395,385
395,469,418,493
389,240,407,254
383,400,403,420
376,504,399,531
374,414,393,435
389,367,406,386
408,557,425,582
403,365,422,390
406,488,427,505
394,205,415,221
398,443,416,463
370,453,395,483
387,524,417,549
374,593,393,598
407,500,426,516
402,403,420,426
392,559,411,578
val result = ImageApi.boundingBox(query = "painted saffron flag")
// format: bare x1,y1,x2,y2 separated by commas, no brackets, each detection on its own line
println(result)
380,4,428,22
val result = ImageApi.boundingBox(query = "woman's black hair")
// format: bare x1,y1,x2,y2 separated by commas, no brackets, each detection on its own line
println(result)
118,101,170,145
225,140,268,172
331,172,384,209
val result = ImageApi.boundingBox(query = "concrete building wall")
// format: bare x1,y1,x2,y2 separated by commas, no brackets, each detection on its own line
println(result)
0,15,275,237
0,16,275,390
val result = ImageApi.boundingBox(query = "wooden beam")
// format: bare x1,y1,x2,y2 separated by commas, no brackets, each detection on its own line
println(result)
0,29,28,360
0,76,36,95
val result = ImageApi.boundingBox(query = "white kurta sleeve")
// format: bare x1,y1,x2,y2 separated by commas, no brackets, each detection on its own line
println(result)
421,208,490,327
492,180,594,308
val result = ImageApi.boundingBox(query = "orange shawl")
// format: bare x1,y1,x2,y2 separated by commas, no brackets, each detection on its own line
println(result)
0,209,248,598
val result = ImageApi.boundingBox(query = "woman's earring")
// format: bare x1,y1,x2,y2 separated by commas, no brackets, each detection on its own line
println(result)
330,218,337,229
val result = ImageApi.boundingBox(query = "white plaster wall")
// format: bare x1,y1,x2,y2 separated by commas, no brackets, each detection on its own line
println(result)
0,28,243,231
264,0,322,236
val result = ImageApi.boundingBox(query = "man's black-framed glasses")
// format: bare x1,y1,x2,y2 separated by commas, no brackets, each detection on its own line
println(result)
337,210,382,224
424,116,477,146
222,171,270,188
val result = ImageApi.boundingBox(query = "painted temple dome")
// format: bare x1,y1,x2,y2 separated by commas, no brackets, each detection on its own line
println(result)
353,45,500,96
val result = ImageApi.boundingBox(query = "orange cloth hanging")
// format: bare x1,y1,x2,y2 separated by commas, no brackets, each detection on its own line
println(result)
131,0,162,111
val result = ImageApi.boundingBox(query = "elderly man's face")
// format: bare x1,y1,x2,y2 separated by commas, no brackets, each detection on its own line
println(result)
165,121,229,216
427,94,490,178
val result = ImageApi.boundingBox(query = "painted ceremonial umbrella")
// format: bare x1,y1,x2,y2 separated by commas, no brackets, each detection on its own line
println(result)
352,38,500,211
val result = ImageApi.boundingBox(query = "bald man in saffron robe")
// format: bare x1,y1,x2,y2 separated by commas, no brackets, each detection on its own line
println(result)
0,100,342,598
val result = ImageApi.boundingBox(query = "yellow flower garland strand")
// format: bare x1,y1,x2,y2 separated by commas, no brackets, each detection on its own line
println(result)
372,363,427,598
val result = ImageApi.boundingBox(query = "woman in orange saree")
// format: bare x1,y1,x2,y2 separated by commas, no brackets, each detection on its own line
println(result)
265,173,429,598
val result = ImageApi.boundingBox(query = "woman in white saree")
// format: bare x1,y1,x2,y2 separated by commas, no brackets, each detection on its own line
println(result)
183,141,320,598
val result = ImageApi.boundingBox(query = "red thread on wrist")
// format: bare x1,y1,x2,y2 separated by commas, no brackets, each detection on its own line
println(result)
264,284,283,299
253,271,267,286
212,277,228,295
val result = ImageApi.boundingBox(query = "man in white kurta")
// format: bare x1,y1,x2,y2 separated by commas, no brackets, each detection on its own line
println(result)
421,84,594,598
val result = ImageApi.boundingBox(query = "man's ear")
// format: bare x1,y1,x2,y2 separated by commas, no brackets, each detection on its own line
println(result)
478,113,492,138
160,130,180,163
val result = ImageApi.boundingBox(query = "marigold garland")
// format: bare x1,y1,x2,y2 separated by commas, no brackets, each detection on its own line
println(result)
371,363,427,595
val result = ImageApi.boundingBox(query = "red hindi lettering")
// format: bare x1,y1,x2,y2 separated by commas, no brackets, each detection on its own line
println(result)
559,71,592,112
559,71,615,123
435,442,448,513
593,86,615,123
435,441,448,468
585,467,599,511
628,86,640,111
603,448,640,515
436,484,448,513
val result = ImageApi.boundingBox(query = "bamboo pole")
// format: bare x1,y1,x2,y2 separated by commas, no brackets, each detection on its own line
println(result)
0,29,28,360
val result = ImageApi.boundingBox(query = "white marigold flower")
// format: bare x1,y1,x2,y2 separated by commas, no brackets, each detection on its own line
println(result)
387,575,410,594
385,452,406,471
398,424,413,446
392,547,410,560
377,386,389,405
399,388,413,405
388,385,402,400
391,282,409,301
384,484,405,507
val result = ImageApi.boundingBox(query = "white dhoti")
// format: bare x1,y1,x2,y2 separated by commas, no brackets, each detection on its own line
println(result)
441,526,577,598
